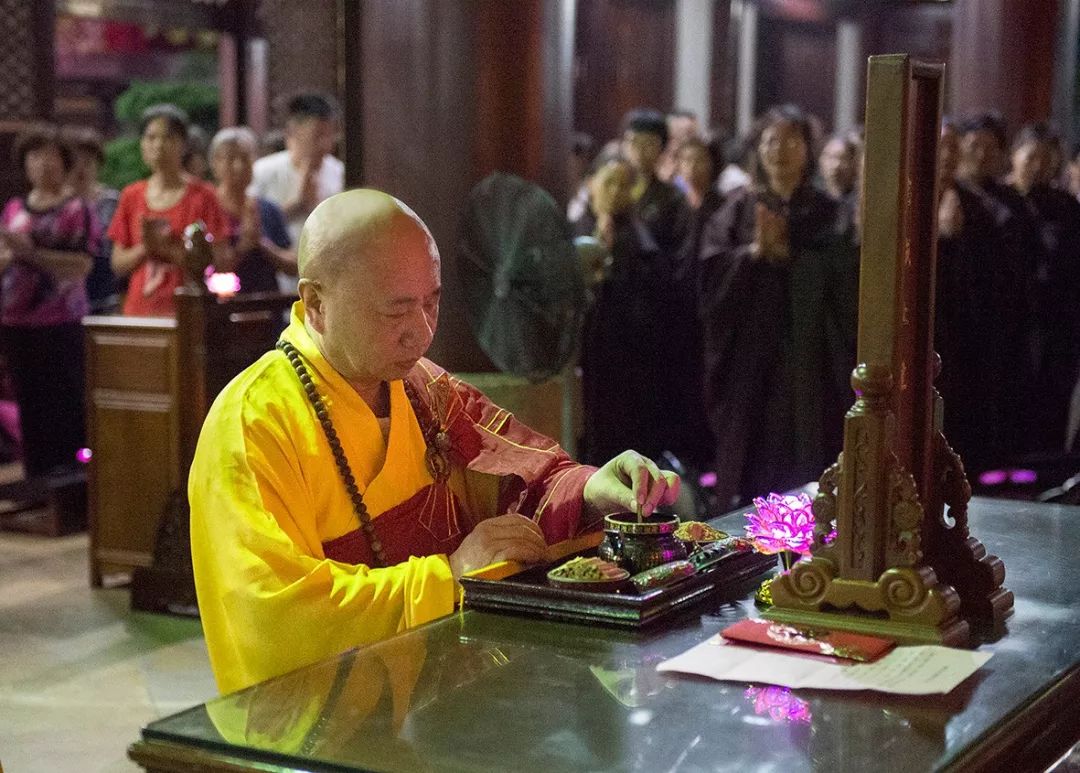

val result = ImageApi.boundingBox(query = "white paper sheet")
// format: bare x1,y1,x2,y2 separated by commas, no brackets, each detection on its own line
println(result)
656,635,992,695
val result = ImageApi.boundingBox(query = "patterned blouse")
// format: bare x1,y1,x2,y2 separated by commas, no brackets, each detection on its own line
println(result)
1,196,101,326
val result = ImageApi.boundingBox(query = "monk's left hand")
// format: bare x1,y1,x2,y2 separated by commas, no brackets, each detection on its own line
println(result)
583,450,681,521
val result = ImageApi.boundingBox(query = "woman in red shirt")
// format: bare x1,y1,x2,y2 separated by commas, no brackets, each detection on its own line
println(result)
109,104,230,316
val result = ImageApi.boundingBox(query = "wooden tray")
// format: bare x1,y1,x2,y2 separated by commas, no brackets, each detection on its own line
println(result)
460,545,777,629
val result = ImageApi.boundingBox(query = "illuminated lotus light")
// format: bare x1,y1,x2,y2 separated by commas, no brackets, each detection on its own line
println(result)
744,492,816,555
206,272,241,297
75,447,92,464
745,685,812,724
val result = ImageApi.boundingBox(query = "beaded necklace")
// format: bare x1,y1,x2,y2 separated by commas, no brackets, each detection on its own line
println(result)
277,340,455,568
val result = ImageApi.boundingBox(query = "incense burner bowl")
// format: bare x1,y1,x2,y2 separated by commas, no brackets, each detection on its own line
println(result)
597,513,687,575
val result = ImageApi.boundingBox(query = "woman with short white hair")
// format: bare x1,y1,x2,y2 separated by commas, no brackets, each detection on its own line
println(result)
211,126,295,294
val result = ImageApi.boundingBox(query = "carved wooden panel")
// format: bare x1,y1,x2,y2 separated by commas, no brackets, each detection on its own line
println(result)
0,0,48,120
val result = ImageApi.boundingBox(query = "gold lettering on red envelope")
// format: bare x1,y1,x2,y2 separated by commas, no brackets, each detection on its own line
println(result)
721,619,896,663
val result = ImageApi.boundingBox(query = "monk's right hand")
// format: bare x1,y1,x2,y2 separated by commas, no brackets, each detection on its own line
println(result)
448,514,548,581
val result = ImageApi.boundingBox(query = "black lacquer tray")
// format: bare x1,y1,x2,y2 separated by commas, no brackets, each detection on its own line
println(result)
460,545,777,629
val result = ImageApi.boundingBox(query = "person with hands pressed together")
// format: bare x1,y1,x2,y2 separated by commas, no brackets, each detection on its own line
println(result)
570,155,676,465
0,124,101,479
210,126,295,294
698,104,859,509
189,189,678,694
109,104,230,316
250,93,344,247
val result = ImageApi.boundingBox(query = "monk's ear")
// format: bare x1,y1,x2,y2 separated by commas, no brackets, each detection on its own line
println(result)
298,278,327,335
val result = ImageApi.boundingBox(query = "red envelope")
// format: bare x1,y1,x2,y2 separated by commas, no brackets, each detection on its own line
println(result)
721,619,895,663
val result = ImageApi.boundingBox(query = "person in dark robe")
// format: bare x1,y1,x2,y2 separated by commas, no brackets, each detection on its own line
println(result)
934,120,997,469
954,113,1039,468
676,137,726,261
697,104,858,508
662,136,725,469
818,132,861,243
1006,123,1080,454
620,108,689,257
572,154,671,465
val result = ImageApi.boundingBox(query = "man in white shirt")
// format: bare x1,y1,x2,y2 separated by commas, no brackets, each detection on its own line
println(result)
251,93,345,246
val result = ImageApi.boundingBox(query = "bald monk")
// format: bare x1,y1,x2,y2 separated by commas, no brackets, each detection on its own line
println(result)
189,189,680,694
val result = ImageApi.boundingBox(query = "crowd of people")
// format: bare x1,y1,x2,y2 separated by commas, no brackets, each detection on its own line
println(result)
0,92,343,482
571,106,1080,507
1,91,1077,507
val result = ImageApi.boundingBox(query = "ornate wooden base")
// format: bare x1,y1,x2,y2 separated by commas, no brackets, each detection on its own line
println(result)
923,435,1015,631
925,537,1014,631
765,558,970,646
763,605,970,646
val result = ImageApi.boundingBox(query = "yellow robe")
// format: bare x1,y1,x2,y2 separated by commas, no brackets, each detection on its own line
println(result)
191,305,476,694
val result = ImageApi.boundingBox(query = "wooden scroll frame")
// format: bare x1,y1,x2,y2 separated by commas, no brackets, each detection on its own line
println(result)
765,55,1013,645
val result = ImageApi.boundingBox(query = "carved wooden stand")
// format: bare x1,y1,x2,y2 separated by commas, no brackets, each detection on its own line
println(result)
765,55,1013,645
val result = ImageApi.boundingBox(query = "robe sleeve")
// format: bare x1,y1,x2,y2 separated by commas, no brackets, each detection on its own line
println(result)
420,368,599,544
462,379,597,543
189,390,457,695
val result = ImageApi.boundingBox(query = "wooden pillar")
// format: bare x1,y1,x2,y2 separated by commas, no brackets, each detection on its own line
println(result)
215,0,259,128
949,0,1059,129
709,0,734,133
343,0,575,372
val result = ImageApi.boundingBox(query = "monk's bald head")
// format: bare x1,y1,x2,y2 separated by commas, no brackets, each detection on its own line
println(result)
297,189,439,281
296,189,442,393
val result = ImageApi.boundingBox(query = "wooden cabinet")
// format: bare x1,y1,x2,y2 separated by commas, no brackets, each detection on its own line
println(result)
84,316,179,586
84,292,296,589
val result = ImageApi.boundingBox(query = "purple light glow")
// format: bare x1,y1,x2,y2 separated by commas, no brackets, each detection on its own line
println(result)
744,492,817,555
978,469,1008,486
75,447,92,464
1008,469,1037,485
698,471,718,487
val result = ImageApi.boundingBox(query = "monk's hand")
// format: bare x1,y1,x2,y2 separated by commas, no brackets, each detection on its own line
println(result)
583,450,681,522
448,514,549,581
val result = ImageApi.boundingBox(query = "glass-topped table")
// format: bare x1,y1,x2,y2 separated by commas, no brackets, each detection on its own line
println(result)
129,498,1080,772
